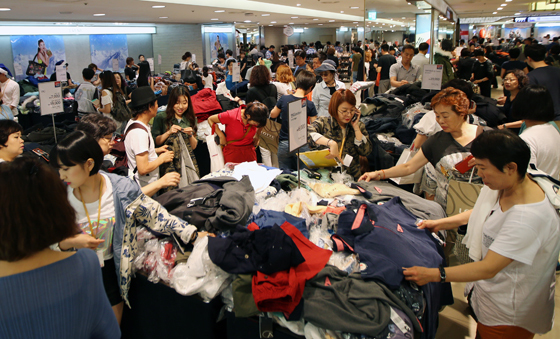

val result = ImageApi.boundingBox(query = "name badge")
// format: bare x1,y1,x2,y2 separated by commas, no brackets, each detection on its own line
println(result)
343,154,353,167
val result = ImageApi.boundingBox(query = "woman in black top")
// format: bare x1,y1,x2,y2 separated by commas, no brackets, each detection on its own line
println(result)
497,69,528,130
270,52,283,73
471,49,493,97
326,47,339,69
456,48,475,80
137,61,153,90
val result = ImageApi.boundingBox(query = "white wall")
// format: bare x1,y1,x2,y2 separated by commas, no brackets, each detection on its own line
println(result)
287,27,337,45
263,27,287,49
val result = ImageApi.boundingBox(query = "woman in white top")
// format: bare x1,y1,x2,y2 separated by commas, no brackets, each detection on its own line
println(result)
510,85,560,179
404,130,560,339
180,52,194,71
273,64,295,100
202,66,213,89
94,70,124,121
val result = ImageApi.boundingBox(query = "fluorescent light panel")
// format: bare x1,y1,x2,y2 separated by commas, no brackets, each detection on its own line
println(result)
203,26,232,33
0,25,156,35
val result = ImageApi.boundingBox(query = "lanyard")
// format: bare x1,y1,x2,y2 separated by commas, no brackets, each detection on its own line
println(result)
338,127,348,159
78,176,104,239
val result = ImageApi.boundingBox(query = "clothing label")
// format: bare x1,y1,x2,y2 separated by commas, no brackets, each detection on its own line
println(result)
374,186,382,194
343,154,353,167
390,307,410,334
97,250,105,267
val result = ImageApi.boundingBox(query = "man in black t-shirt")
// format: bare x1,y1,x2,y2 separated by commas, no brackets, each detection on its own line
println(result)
124,56,138,81
376,44,396,93
526,44,560,120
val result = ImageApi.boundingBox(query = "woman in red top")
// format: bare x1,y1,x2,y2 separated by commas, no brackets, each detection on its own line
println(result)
208,102,268,163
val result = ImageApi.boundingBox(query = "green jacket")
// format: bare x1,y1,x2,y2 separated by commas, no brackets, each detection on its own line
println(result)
307,116,373,180
433,47,456,86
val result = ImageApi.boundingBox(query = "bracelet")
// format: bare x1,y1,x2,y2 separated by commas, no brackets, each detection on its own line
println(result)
327,139,332,147
503,124,506,129
381,169,386,179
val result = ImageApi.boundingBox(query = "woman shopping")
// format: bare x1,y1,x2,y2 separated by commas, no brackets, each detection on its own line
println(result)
0,157,120,338
403,130,560,339
496,69,528,131
207,102,268,164
50,131,206,324
307,88,372,180
312,61,345,117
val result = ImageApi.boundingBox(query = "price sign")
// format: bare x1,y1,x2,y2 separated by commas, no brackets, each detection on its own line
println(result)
421,64,443,90
56,65,67,82
232,62,241,82
288,98,307,152
38,81,63,116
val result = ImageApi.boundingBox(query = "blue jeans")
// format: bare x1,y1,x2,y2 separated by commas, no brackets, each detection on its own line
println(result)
277,140,310,172
352,71,358,83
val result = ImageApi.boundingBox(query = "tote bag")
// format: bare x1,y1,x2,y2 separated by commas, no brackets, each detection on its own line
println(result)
390,148,423,185
259,119,282,154
206,134,225,172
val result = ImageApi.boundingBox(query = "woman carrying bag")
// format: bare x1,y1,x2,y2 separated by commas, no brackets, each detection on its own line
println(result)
207,102,268,164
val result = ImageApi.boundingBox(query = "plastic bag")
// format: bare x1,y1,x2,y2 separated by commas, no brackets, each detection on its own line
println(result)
155,239,177,284
402,102,427,129
328,252,359,274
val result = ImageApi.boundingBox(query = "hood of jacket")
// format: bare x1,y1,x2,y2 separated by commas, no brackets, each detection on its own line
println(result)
434,46,454,59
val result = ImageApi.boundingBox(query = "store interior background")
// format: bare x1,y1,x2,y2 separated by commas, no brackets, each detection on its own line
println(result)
1,0,560,338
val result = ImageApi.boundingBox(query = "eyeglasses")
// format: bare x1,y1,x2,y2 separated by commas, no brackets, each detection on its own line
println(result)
338,109,355,116
102,135,116,143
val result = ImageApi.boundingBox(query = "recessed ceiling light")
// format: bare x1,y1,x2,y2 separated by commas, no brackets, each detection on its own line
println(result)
291,16,298,19
159,16,168,19
493,12,498,14
152,5,165,8
514,12,520,15
211,18,219,20
318,24,323,25
214,10,225,13
244,20,251,22
497,7,503,10
269,24,273,26
0,8,11,11
501,3,507,6
304,27,308,29
329,20,335,22
93,13,105,16
271,21,276,23
506,0,512,1
340,11,344,13
296,3,301,6
289,22,294,24
353,21,358,23
313,18,319,20
262,14,270,16
407,2,411,4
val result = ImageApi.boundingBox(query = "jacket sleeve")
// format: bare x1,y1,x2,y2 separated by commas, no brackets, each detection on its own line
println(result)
307,117,327,147
355,122,374,156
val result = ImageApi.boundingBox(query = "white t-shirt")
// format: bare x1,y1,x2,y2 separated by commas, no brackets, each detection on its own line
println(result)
67,173,116,260
413,110,441,137
101,89,113,109
0,78,20,116
202,74,213,89
124,120,159,187
273,82,293,100
180,61,188,70
519,123,560,180
472,197,560,334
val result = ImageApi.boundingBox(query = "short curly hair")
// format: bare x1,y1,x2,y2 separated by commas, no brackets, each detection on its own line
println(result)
249,65,271,87
275,64,295,84
431,87,469,120
503,69,528,90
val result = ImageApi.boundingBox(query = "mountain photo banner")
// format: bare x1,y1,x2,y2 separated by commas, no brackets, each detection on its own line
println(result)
89,35,128,73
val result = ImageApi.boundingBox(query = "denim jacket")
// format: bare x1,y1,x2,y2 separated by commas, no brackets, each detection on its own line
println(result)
105,172,197,307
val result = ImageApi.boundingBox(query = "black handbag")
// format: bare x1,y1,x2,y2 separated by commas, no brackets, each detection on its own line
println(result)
181,69,197,84
26,54,45,76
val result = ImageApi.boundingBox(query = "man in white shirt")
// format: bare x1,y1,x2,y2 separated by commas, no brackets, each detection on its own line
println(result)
125,87,174,187
389,45,419,88
0,68,20,118
411,42,430,80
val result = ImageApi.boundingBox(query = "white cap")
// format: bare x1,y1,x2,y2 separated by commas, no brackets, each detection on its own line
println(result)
0,68,8,76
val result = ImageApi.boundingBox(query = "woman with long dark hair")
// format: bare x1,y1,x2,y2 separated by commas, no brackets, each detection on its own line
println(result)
137,61,154,90
94,70,125,120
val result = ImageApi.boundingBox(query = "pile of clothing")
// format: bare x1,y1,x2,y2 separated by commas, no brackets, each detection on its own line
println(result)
131,162,453,339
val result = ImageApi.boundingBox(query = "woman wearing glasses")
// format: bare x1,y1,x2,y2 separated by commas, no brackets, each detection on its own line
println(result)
497,69,528,131
307,89,372,180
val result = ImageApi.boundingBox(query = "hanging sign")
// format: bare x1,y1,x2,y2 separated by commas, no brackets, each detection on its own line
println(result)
56,64,67,82
288,98,307,152
284,25,294,37
421,64,443,90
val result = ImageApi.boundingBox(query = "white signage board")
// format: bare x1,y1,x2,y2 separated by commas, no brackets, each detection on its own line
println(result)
56,65,67,82
38,81,63,116
232,62,241,82
158,54,162,65
283,25,294,37
147,58,155,72
288,50,294,68
421,64,443,91
112,59,119,72
288,98,308,152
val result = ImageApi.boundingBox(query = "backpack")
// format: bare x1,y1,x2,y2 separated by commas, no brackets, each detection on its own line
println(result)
72,85,99,115
109,122,151,174
108,89,132,122
253,84,277,112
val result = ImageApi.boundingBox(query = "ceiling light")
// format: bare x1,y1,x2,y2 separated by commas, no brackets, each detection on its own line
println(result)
353,21,358,23
291,17,298,19
244,20,251,22
211,18,219,20
497,7,503,10
407,2,412,4
304,27,308,29
271,21,276,23
506,0,512,1
297,3,301,6
289,22,294,24
329,20,335,22
269,24,273,26
159,16,168,19
262,14,270,16
514,12,520,15
0,8,11,11
501,3,507,6
214,10,225,13
318,24,323,25
152,5,165,8
493,12,498,14
402,17,406,19
313,18,319,21
351,6,359,9
93,14,105,16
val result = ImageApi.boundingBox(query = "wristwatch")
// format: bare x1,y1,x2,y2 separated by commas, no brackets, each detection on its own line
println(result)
438,265,446,283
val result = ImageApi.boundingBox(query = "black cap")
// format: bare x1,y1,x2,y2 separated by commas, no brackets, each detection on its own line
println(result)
129,87,157,109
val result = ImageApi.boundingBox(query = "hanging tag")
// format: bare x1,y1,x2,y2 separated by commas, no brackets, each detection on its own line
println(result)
343,154,353,167
259,314,274,338
374,186,382,193
97,250,105,267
